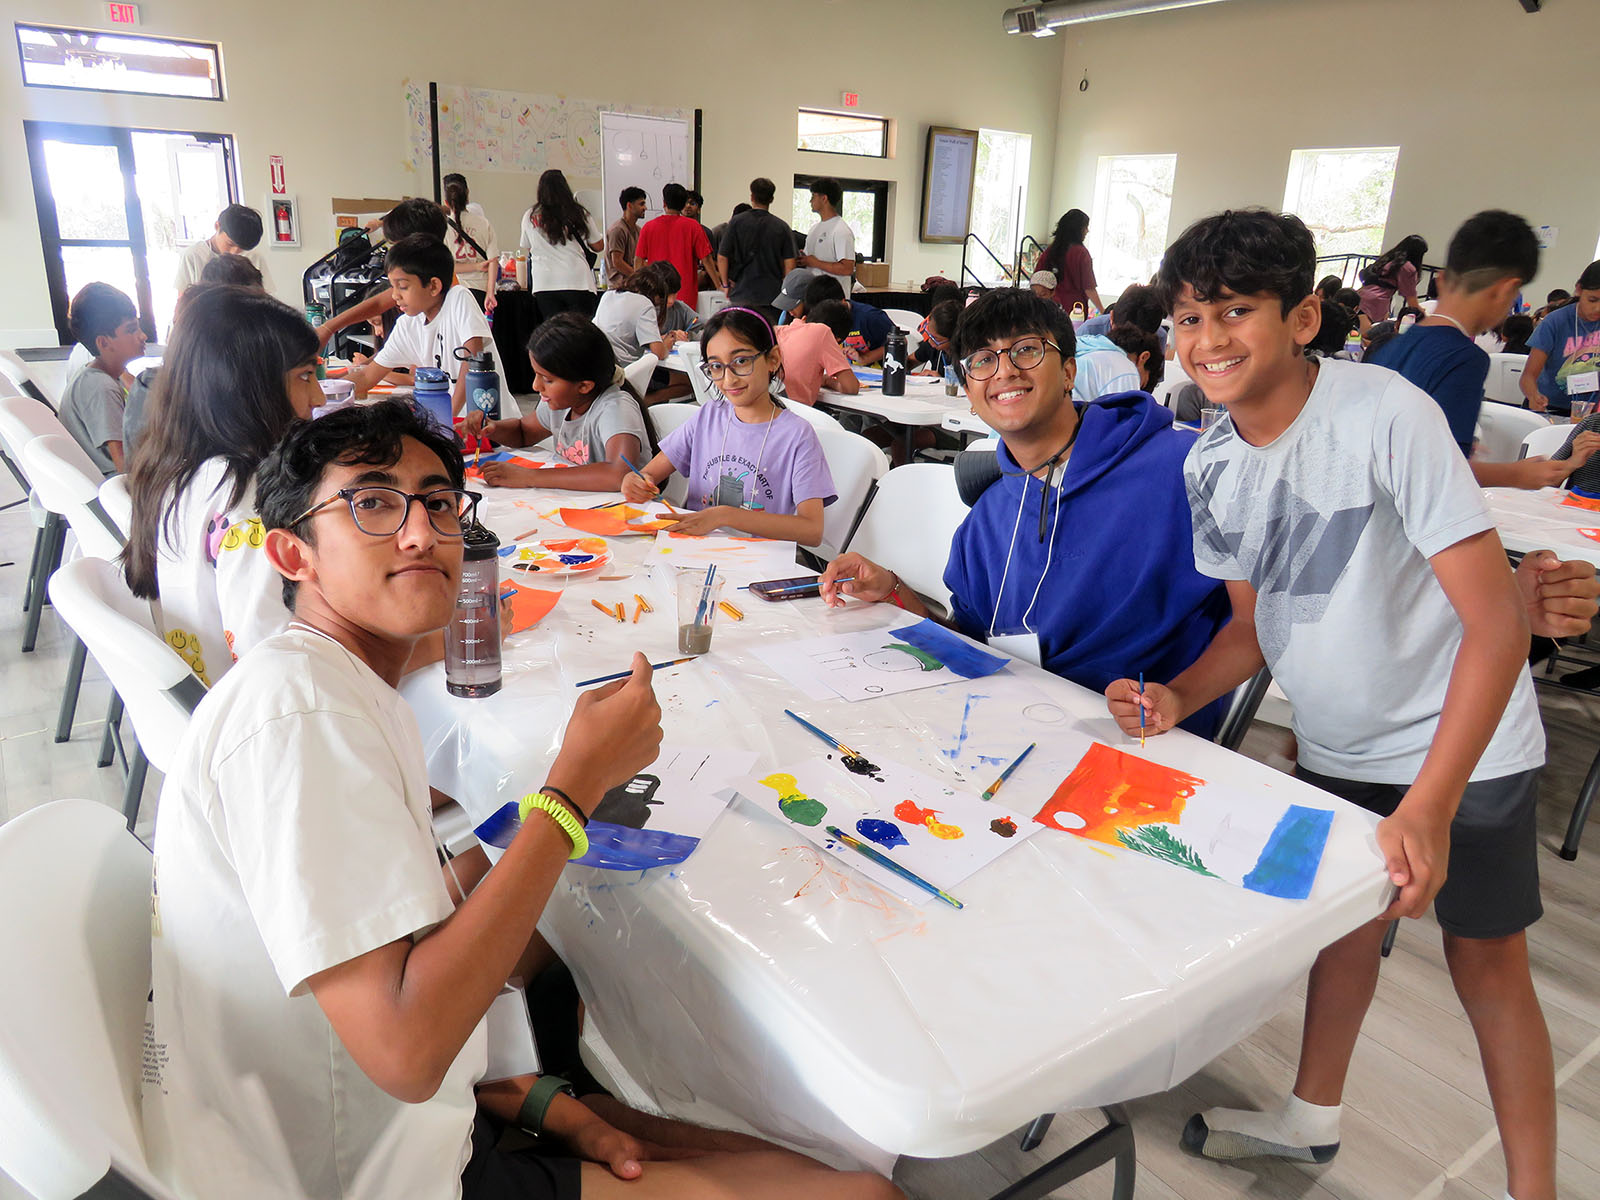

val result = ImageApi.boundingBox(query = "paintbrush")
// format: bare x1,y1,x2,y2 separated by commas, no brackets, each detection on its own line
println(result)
1139,671,1146,748
574,657,697,687
981,742,1036,801
824,825,964,910
616,451,680,516
783,709,862,759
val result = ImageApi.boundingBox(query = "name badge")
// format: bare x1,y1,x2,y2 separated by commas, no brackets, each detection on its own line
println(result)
988,630,1042,668
1568,371,1599,395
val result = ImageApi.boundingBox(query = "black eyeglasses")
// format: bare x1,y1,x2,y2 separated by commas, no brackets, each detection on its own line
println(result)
701,352,764,381
289,486,481,537
960,337,1063,381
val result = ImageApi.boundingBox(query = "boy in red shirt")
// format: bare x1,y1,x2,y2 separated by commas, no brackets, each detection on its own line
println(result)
636,183,722,309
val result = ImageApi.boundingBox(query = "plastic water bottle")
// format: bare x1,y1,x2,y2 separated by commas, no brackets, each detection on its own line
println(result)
882,329,906,397
445,521,502,698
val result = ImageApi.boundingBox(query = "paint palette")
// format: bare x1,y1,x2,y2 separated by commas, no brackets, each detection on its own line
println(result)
745,755,1037,904
506,537,610,577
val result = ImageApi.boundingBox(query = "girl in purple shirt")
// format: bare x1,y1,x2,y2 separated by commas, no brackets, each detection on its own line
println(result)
622,307,836,547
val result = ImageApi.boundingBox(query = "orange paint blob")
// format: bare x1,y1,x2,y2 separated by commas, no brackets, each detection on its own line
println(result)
1033,742,1205,844
894,800,936,825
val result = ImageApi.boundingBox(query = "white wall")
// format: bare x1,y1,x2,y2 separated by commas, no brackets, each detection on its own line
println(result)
1047,0,1599,299
0,0,1063,345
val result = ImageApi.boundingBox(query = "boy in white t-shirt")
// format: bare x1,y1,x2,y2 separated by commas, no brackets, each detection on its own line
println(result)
143,399,901,1200
796,177,856,281
350,233,505,418
173,203,274,293
1109,210,1582,1200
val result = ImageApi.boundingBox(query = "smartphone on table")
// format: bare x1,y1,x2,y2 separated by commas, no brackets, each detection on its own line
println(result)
749,575,824,602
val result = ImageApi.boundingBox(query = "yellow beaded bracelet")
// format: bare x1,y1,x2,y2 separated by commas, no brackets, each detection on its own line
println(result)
518,792,590,861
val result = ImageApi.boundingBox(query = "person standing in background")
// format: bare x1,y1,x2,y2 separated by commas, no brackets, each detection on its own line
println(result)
1357,234,1428,323
604,187,647,289
718,178,795,325
1036,209,1102,316
441,173,499,314
636,183,722,310
520,169,605,323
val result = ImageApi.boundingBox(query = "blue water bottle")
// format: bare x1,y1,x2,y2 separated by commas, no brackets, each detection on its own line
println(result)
412,367,455,436
455,346,502,421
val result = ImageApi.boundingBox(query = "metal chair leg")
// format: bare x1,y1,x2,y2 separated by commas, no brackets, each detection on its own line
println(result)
122,742,148,832
22,524,44,613
1380,920,1398,957
98,693,124,769
21,512,64,652
1018,1113,1054,1152
990,1105,1134,1200
1560,746,1600,861
54,635,87,742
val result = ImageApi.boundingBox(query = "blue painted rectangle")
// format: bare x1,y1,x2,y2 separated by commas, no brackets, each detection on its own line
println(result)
1242,804,1334,900
891,619,1010,680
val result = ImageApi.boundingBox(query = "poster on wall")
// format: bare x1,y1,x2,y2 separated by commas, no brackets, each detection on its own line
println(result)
920,126,978,244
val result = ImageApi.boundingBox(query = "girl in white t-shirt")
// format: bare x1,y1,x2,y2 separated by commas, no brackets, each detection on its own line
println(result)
443,173,500,313
519,169,604,322
463,313,648,493
122,287,323,685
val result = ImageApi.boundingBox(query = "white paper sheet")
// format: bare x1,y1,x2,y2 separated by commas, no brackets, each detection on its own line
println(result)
649,531,800,584
751,623,1010,703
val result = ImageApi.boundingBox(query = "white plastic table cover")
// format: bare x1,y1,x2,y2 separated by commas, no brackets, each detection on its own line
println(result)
1482,485,1600,563
403,476,1391,1169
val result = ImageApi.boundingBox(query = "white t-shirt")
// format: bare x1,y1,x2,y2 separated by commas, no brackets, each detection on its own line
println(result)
519,208,603,293
173,237,275,294
444,209,500,294
804,215,856,272
1184,358,1545,783
373,284,506,388
143,626,484,1200
593,290,663,366
1075,350,1141,403
149,458,290,687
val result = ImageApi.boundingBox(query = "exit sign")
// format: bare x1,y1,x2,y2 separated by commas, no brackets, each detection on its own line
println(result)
841,92,859,108
107,2,140,23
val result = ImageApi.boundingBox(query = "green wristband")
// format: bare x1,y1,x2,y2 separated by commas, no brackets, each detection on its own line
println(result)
516,1075,573,1136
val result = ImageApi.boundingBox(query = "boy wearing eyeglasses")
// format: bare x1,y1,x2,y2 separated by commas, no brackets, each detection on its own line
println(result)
820,287,1238,737
143,400,899,1200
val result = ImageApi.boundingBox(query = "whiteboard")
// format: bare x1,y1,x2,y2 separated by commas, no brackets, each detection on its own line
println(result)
600,111,693,226
920,126,978,244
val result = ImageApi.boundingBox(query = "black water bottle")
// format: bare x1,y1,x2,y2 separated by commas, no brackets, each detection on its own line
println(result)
882,328,907,397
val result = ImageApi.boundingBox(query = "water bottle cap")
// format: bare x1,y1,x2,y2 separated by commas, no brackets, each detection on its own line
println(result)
461,519,500,559
414,367,450,386
454,346,495,370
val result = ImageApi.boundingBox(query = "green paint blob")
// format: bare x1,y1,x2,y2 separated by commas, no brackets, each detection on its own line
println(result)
779,795,828,826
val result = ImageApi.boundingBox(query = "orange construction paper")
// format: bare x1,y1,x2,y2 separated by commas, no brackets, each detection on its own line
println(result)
1033,742,1205,844
498,580,561,633
1560,492,1600,512
556,505,674,536
1578,528,1600,542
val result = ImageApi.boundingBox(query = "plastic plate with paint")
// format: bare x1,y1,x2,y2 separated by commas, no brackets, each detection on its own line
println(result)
508,537,610,576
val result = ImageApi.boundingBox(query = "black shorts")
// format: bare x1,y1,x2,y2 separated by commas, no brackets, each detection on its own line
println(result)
1295,764,1543,940
461,1115,583,1200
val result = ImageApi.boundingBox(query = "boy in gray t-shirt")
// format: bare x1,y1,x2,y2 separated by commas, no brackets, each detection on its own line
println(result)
1111,210,1594,1200
59,281,146,475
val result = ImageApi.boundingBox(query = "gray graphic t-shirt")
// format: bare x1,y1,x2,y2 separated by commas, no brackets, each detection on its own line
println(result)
1183,359,1543,783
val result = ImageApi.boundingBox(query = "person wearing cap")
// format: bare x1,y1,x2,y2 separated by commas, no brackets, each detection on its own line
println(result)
1030,270,1060,304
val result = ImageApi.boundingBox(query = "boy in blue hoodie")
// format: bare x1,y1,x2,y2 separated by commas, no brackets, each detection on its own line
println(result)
820,287,1236,737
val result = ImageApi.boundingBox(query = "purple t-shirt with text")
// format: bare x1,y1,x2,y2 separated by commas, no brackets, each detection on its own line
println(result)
660,400,837,513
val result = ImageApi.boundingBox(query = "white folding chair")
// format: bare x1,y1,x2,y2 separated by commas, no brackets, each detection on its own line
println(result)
0,348,58,409
645,403,699,508
24,435,130,749
1520,422,1574,461
783,401,845,436
840,463,968,612
49,557,207,831
620,351,659,401
99,474,133,536
0,798,179,1200
1484,351,1529,405
812,425,889,561
879,308,924,357
677,341,720,407
1475,402,1550,463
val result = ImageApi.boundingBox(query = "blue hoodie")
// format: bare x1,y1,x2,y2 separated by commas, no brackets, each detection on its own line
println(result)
943,390,1233,737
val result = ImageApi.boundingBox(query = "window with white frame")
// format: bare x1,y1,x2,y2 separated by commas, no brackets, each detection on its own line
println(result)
968,129,1032,284
1089,154,1177,296
1282,147,1400,258
16,24,223,100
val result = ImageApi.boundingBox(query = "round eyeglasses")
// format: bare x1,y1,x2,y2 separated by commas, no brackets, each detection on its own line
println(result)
289,486,481,538
959,337,1063,381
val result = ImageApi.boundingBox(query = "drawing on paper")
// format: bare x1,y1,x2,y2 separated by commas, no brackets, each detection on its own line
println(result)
752,620,1009,704
1031,742,1334,900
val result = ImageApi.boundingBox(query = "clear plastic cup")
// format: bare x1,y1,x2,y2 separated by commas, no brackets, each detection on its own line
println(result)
1569,399,1596,424
1200,405,1226,431
676,570,726,655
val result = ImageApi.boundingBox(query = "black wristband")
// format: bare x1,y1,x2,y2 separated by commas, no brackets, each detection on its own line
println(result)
541,784,588,826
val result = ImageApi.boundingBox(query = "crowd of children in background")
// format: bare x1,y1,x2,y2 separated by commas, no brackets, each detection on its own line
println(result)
46,166,1600,1200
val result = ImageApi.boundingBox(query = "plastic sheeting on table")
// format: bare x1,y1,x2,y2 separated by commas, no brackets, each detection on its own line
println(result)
1483,485,1600,563
404,479,1391,1167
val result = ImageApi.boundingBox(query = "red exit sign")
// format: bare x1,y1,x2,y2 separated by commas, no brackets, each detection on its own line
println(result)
841,92,859,108
107,3,141,24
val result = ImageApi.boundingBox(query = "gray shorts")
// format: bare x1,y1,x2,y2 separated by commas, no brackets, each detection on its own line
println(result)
1295,765,1543,939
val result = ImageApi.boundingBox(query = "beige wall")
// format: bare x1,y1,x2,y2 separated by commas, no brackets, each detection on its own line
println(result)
1048,0,1599,300
0,0,1063,346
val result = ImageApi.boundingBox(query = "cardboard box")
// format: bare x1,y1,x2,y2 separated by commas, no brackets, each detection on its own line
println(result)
856,262,891,288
